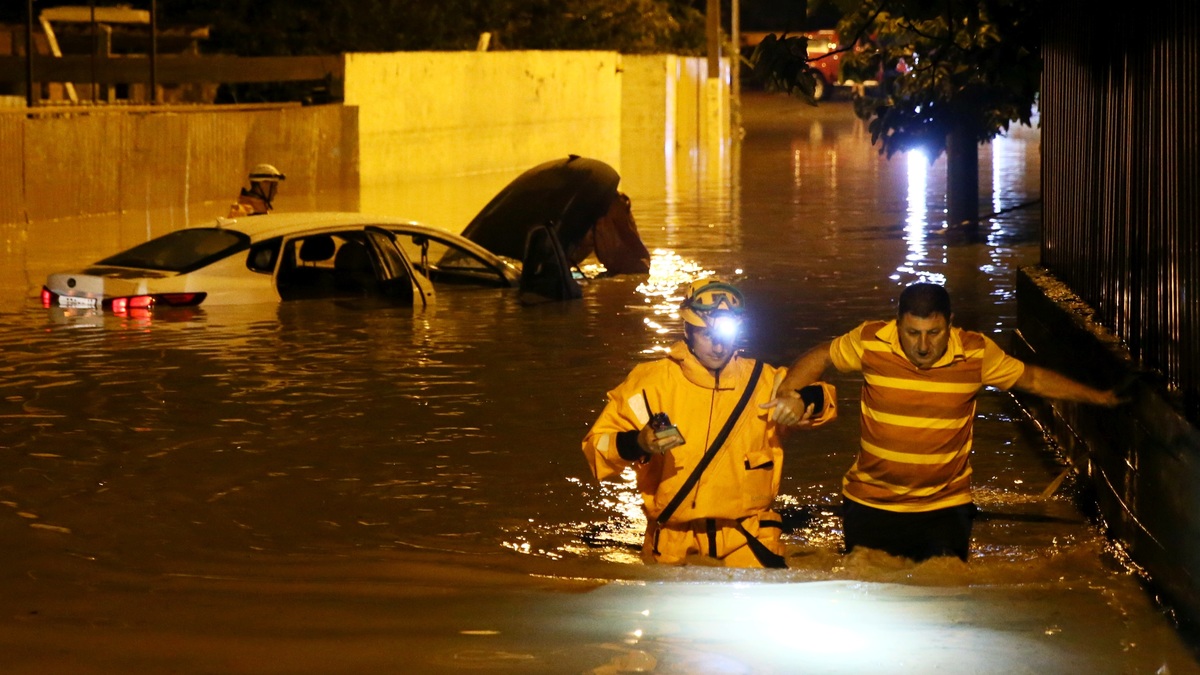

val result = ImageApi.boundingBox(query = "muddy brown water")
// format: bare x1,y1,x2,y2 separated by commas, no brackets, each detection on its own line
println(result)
0,93,1196,673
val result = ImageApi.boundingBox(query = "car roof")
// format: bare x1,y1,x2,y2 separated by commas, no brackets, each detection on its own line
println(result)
211,212,516,274
212,212,441,241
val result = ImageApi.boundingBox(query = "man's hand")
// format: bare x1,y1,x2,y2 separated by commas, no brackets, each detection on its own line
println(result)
1091,388,1128,407
760,394,815,427
638,422,685,455
762,370,815,427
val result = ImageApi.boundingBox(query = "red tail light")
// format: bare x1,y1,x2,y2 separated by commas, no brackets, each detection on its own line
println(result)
111,296,138,314
110,292,206,315
155,293,206,306
46,290,206,314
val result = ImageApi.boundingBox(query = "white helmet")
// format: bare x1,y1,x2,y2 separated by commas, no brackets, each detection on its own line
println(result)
248,163,286,182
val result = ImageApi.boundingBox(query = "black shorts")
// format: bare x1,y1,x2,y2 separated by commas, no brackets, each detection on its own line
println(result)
841,499,977,562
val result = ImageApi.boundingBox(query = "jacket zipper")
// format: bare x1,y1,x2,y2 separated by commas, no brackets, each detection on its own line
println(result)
693,369,720,509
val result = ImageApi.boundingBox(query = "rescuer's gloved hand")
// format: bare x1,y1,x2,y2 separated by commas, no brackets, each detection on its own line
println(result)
638,420,685,455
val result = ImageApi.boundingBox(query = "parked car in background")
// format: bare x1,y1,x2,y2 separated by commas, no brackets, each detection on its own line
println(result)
741,29,878,101
802,30,843,100
40,212,522,316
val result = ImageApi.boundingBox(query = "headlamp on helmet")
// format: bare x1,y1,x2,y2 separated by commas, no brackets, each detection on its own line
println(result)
707,312,742,342
680,278,745,338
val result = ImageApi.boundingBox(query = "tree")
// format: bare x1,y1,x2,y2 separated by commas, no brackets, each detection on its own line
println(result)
157,0,706,55
751,0,1041,229
150,0,706,102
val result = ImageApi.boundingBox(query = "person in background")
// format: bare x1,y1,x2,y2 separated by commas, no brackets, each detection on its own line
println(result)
582,278,836,567
769,281,1123,562
228,163,286,217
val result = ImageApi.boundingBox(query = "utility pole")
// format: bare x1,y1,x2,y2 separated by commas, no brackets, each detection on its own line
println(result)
25,0,35,107
706,0,720,78
149,0,158,103
730,0,740,133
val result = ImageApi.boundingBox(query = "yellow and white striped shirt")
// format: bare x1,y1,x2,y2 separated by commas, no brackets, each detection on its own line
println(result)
830,320,1025,512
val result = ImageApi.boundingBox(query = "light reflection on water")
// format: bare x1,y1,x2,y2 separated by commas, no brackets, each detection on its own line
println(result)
0,94,1196,672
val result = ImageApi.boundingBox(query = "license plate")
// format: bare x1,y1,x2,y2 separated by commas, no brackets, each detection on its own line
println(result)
58,295,98,309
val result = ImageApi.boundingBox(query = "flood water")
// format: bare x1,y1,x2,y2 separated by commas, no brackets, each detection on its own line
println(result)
1,92,1197,674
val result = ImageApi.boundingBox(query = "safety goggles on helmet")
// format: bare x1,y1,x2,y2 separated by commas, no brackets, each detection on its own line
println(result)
679,278,745,329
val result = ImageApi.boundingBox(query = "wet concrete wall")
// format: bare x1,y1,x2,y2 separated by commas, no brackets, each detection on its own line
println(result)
618,54,730,200
1013,265,1200,636
345,51,622,183
341,50,729,228
342,51,727,187
0,104,358,226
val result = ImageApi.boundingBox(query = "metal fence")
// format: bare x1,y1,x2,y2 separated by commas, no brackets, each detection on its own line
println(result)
1041,0,1200,423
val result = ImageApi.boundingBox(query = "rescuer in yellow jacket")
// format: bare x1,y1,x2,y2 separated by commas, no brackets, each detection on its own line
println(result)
582,278,836,567
227,163,285,218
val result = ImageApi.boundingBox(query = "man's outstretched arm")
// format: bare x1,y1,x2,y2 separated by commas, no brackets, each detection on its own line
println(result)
1012,364,1124,407
778,340,834,393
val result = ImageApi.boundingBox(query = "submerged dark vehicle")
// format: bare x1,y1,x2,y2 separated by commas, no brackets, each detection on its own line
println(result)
461,155,651,302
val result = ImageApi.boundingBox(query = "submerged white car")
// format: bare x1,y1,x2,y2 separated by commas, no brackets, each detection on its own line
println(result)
41,212,521,315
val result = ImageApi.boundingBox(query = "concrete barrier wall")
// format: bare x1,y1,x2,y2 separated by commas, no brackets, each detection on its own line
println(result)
341,50,728,229
620,54,679,189
1013,265,1200,638
344,50,624,183
617,54,729,203
0,114,22,226
2,104,357,226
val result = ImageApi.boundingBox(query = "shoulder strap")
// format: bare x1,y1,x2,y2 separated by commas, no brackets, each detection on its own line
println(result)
656,359,765,525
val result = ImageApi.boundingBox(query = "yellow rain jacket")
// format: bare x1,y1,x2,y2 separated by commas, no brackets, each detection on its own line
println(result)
227,188,269,218
583,341,809,567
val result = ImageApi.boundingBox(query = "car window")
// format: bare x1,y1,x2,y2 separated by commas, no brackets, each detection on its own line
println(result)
98,228,250,273
276,231,367,300
365,228,423,306
273,229,425,305
363,230,406,281
392,232,508,287
247,237,282,274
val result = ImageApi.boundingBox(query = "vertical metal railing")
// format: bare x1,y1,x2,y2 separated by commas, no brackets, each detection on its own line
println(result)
1042,0,1200,422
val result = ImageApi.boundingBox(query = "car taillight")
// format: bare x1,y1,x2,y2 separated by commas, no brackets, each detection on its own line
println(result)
111,296,149,314
109,292,206,315
156,293,206,306
41,287,55,308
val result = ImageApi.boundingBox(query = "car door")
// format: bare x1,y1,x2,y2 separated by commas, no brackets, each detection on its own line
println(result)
391,230,517,288
364,226,435,308
273,229,433,307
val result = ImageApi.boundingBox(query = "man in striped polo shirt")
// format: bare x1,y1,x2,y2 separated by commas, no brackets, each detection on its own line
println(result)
769,282,1122,562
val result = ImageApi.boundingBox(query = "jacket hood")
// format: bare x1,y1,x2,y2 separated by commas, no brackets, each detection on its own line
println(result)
668,340,744,390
